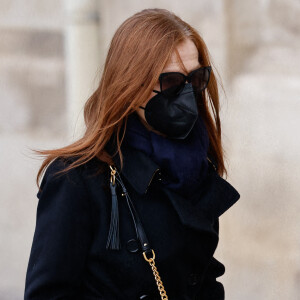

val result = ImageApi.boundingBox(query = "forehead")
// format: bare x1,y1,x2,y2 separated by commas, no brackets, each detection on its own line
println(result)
163,38,200,74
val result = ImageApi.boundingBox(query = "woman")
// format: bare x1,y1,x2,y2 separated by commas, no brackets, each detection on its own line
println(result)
24,8,240,300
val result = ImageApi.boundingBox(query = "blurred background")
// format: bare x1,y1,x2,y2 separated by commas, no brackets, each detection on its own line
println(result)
0,0,299,299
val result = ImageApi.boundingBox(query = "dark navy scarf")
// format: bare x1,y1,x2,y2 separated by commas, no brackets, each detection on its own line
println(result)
121,112,210,199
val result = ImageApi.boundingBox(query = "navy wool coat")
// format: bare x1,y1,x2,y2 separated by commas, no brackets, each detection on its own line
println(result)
24,145,240,300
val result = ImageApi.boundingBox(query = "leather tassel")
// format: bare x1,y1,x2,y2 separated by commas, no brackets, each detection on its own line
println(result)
106,180,121,250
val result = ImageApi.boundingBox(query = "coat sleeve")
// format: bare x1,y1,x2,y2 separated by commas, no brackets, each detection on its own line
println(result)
196,217,226,299
24,158,94,300
196,256,226,299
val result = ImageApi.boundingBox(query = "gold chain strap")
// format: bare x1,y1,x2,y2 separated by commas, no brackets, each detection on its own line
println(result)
143,249,168,300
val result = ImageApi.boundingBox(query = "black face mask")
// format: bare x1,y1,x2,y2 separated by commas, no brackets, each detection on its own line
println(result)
139,82,199,139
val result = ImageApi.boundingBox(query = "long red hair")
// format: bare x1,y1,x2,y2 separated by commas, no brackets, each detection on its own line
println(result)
32,8,228,191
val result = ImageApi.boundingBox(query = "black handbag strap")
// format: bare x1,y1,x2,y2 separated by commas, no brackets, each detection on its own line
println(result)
115,172,152,253
106,165,152,255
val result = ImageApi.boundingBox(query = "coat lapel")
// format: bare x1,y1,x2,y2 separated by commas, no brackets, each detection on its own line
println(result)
160,162,240,232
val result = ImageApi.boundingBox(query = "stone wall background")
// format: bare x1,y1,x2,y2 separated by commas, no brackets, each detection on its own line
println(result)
0,0,299,299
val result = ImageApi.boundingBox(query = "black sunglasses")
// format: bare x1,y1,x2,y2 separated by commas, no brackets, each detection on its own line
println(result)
153,66,212,98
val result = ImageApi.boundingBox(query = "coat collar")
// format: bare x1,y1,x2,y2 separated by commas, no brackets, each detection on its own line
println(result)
111,144,161,195
106,133,219,196
105,135,240,234
110,145,240,232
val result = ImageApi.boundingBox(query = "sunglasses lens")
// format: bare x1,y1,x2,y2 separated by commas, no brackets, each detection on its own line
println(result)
158,67,211,97
191,67,211,92
161,73,185,97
